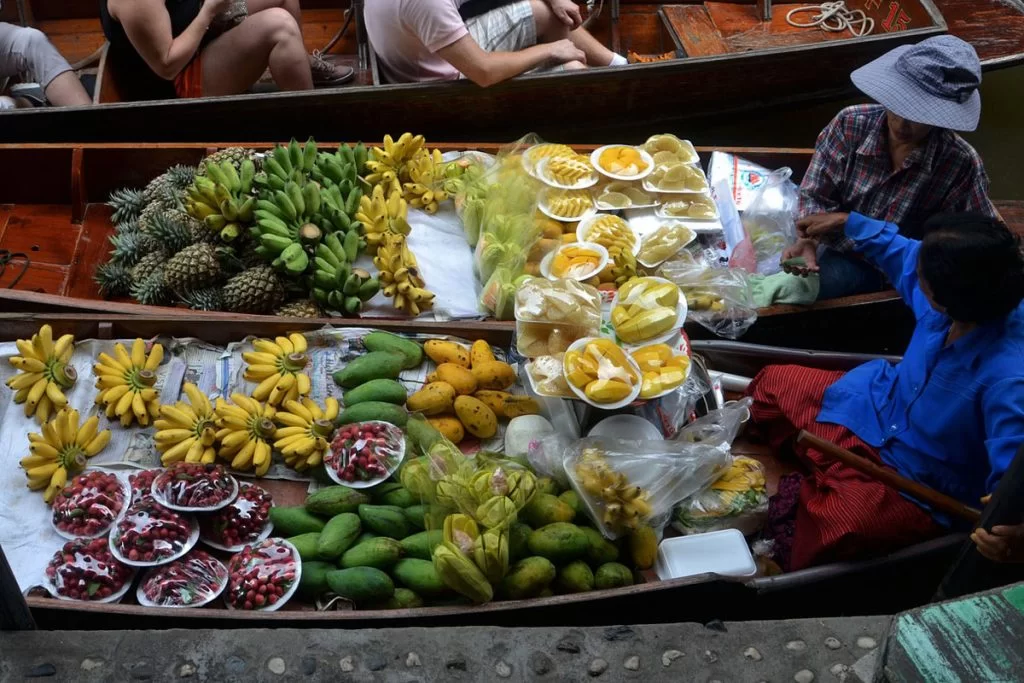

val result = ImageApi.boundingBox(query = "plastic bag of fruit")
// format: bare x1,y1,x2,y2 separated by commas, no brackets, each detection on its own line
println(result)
109,496,198,566
562,436,732,539
44,537,135,603
51,470,129,539
224,538,301,611
737,167,799,275
137,549,229,608
659,259,757,340
672,455,768,536
671,397,752,450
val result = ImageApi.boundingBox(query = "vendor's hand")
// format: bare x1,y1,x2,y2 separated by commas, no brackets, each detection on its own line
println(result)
797,212,850,239
548,39,586,65
548,0,583,29
971,495,1024,563
781,238,819,277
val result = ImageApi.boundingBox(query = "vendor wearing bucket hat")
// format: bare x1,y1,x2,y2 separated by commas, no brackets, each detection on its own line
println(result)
783,36,997,300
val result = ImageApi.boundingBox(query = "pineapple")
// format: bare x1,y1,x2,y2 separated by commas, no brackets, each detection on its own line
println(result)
179,287,225,311
129,270,171,306
94,261,133,298
198,147,261,176
130,251,169,284
115,216,141,236
274,299,324,319
163,244,222,293
137,202,163,234
108,231,148,267
142,165,197,208
108,188,145,225
221,266,285,314
142,210,193,254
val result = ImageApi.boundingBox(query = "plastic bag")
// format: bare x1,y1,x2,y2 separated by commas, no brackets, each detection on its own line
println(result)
738,167,799,275
198,482,274,551
151,462,237,511
128,469,160,504
138,550,229,608
563,436,732,538
672,397,752,450
659,259,757,340
44,537,135,602
515,277,602,357
51,470,129,539
672,455,768,536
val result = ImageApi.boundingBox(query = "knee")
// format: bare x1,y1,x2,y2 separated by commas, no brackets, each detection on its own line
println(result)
259,8,302,42
530,0,567,39
563,60,587,71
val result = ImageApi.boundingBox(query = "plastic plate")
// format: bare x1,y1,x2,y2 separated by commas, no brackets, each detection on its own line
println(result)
563,337,643,410
136,552,230,609
591,145,655,182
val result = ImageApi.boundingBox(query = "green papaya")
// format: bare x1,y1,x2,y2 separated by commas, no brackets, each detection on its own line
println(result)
508,522,533,562
403,504,428,530
325,567,395,603
391,558,451,597
358,504,410,539
362,332,424,369
270,506,326,536
404,417,444,456
366,587,424,610
501,557,556,600
354,531,378,545
555,560,594,594
594,562,634,590
399,530,443,560
373,485,416,508
520,493,575,528
336,402,408,428
332,351,405,389
582,527,619,565
297,560,333,598
316,512,361,560
304,486,370,517
340,537,404,569
287,532,322,560
343,378,408,407
535,477,560,496
558,490,585,517
527,523,590,563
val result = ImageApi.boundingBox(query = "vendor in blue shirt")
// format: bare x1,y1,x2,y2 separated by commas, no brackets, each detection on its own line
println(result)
748,211,1024,571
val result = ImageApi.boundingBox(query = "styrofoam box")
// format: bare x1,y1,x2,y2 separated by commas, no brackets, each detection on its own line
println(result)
653,529,756,581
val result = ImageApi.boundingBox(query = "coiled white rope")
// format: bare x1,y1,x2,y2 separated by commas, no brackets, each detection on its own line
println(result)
785,1,875,36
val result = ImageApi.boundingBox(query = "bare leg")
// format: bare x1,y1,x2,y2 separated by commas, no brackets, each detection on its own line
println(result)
245,0,302,28
528,0,614,66
567,27,615,66
44,70,91,106
201,8,312,95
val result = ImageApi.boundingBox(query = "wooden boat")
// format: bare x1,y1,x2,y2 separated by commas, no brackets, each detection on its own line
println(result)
0,141,1020,354
0,314,975,630
1,0,1024,142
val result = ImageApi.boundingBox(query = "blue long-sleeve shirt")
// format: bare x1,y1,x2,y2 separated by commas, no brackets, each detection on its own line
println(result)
817,213,1024,522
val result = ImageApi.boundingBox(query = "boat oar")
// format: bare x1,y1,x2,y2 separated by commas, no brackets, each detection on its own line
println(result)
796,430,982,524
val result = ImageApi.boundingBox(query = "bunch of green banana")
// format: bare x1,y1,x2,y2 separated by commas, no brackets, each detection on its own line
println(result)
256,137,319,191
252,179,325,276
311,143,367,194
312,231,379,315
186,159,256,242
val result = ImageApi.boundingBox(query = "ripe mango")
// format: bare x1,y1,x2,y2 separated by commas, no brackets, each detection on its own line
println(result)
436,363,478,395
585,378,633,404
615,307,677,344
426,415,465,444
454,395,498,439
629,525,658,570
471,360,517,391
424,340,470,368
407,381,456,416
470,339,496,368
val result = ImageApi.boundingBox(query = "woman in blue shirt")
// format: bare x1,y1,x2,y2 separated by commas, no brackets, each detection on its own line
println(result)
750,211,1024,571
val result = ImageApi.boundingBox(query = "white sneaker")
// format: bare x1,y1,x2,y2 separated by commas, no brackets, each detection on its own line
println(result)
0,95,16,110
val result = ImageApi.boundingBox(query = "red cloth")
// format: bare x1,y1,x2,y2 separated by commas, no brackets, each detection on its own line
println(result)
748,364,941,571
173,54,203,99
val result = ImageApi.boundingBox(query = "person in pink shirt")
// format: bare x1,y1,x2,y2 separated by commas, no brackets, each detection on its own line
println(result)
366,0,625,86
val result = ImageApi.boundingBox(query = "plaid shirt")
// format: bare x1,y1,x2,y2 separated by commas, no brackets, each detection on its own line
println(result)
798,105,996,251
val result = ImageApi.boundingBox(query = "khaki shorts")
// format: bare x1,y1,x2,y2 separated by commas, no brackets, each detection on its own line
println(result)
463,1,563,76
0,22,73,87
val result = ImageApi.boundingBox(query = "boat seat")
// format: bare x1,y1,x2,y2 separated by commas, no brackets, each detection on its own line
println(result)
660,4,730,58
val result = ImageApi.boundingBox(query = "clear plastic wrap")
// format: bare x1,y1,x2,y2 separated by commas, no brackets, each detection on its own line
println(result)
739,167,799,275
515,277,602,357
151,462,238,512
610,277,685,346
563,437,732,538
671,397,752,450
225,538,301,611
563,338,642,408
44,537,135,602
138,549,229,608
128,469,160,504
672,456,768,536
524,354,575,398
51,471,129,539
659,259,757,340
199,482,274,551
325,421,406,487
110,496,198,566
637,223,697,268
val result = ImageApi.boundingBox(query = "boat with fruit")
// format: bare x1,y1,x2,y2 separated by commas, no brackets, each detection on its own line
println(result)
2,0,1024,142
2,138,1019,354
0,315,970,630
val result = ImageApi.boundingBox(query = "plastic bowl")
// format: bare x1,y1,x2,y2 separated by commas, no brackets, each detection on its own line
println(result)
540,242,609,282
563,337,642,410
587,414,662,440
591,145,655,182
536,156,599,190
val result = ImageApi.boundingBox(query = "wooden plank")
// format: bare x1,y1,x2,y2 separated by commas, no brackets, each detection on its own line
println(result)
0,205,80,267
0,260,67,294
64,203,115,300
661,5,731,57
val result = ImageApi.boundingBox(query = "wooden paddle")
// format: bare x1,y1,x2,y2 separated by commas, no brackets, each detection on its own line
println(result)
796,430,982,524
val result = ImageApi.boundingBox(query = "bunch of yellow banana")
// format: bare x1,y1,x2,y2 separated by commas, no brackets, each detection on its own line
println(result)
21,409,111,502
6,325,78,425
214,393,276,476
93,338,164,427
273,397,338,472
575,447,652,534
402,148,449,215
242,333,311,406
354,183,411,255
611,248,638,287
153,382,217,466
363,132,426,194
374,231,435,316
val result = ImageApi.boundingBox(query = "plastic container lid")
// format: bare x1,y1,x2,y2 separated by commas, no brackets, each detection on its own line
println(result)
587,415,662,441
653,529,757,581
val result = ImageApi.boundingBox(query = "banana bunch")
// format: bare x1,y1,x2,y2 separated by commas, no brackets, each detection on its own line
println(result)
242,333,311,406
21,409,111,502
6,324,77,424
273,397,339,472
153,382,217,466
214,393,276,476
311,143,367,195
312,231,379,315
374,231,435,316
611,248,638,287
575,447,653,534
186,159,256,242
93,338,164,427
363,132,426,195
355,184,411,255
402,148,450,215
258,137,319,191
253,179,324,276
